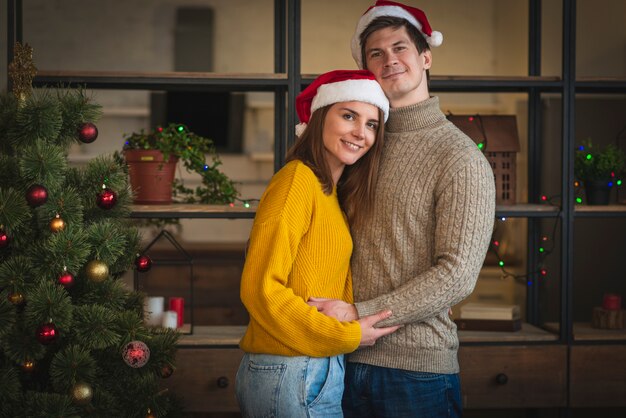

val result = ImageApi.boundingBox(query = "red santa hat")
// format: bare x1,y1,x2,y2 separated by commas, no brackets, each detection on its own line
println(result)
295,69,389,137
351,0,443,69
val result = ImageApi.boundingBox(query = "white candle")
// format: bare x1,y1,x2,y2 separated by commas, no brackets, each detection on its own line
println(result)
144,296,164,327
161,310,178,329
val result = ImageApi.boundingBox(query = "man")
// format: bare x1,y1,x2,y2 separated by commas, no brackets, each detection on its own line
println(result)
308,1,496,416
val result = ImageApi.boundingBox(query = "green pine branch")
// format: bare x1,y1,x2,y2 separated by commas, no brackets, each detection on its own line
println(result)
8,91,63,148
49,345,97,393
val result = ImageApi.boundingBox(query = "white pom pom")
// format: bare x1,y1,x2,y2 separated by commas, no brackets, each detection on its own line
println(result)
295,123,307,137
428,31,443,47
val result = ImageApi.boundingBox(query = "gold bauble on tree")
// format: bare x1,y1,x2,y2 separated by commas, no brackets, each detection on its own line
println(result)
8,292,25,305
145,408,156,418
49,214,66,233
22,360,35,372
85,260,109,283
70,381,93,405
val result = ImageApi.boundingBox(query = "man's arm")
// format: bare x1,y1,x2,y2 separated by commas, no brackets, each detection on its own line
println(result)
352,158,495,327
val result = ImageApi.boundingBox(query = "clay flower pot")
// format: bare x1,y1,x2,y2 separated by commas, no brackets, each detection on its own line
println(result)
125,149,178,204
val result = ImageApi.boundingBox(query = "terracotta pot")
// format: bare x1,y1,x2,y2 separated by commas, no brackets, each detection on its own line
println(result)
124,149,178,204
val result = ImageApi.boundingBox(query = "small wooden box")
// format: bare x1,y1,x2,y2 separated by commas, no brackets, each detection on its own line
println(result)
591,307,625,329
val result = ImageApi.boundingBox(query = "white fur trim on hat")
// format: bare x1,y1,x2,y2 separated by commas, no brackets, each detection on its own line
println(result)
295,123,307,137
311,78,389,122
351,5,443,69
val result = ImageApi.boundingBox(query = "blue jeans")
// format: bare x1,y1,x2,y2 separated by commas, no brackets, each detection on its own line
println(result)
236,352,345,418
343,362,462,418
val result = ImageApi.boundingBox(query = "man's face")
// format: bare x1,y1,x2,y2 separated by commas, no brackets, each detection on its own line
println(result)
364,26,432,108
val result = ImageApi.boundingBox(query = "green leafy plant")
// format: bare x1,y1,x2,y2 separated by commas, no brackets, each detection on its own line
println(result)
123,123,239,204
574,139,625,183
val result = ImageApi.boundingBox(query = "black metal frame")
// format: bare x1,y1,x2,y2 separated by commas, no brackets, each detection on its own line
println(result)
7,0,626,410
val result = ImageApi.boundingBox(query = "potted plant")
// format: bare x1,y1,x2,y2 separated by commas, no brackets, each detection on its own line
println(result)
123,123,238,205
574,139,625,205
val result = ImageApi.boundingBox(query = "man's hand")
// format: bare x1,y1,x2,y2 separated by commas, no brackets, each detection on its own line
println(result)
358,310,401,347
308,297,358,321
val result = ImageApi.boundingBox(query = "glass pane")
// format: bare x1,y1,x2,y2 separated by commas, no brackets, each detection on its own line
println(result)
302,0,529,76
574,218,626,328
21,0,274,73
577,0,626,78
542,0,563,77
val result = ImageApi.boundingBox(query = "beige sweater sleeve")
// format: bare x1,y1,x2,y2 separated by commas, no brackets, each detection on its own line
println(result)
355,156,495,326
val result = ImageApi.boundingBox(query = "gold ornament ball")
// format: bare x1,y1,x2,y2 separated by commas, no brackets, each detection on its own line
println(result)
8,292,24,305
49,216,66,233
71,381,93,405
86,260,109,283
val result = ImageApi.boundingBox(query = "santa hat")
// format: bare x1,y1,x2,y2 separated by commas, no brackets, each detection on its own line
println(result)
351,0,443,69
295,69,389,137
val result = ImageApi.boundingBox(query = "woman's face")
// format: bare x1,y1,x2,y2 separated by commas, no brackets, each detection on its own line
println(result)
322,101,380,180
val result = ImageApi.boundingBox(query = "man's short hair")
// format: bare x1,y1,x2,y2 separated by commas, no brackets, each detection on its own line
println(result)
360,15,430,71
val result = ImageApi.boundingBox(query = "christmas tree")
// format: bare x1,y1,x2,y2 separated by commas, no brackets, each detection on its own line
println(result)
0,44,180,418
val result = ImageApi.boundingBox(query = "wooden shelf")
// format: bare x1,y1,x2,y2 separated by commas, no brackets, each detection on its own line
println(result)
544,322,626,342
496,203,560,217
177,324,559,347
303,74,563,92
178,326,246,347
575,204,626,217
130,203,256,219
459,323,559,343
129,203,564,219
34,70,288,91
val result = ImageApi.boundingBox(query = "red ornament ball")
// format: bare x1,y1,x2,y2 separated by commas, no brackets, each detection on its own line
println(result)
58,271,75,289
160,364,174,378
96,188,117,210
122,340,151,368
36,322,58,345
78,122,98,143
135,255,152,272
26,184,48,207
0,230,9,249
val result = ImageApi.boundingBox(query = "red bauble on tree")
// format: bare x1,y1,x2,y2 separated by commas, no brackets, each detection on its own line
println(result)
135,255,152,272
96,187,117,210
78,122,98,143
0,229,9,249
58,271,75,289
26,184,48,207
36,322,58,345
122,340,150,368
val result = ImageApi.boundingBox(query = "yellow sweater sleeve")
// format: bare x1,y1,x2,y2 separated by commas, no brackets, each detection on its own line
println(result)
239,161,361,357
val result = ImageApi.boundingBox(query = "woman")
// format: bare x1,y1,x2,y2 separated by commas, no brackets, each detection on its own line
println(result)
236,70,398,418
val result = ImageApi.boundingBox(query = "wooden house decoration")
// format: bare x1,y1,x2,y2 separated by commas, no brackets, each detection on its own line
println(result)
447,115,521,205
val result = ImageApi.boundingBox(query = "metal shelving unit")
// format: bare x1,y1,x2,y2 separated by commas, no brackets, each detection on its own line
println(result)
7,0,626,412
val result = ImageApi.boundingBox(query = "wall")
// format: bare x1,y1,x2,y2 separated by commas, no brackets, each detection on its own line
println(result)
1,0,624,247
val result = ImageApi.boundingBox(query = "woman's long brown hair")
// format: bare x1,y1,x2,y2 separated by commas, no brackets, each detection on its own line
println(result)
286,103,385,230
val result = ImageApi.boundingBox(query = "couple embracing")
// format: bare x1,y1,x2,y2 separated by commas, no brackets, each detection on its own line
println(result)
235,2,495,417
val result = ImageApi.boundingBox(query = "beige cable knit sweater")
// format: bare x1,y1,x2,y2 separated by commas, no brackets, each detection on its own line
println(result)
349,96,496,374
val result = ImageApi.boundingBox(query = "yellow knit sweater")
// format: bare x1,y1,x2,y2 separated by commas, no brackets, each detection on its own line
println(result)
239,160,361,357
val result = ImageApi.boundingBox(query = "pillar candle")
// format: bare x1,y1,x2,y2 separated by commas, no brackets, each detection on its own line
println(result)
602,293,622,311
161,310,178,329
169,297,184,328
144,296,164,327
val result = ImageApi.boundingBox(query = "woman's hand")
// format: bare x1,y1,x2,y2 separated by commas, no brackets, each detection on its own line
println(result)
357,310,401,347
308,297,400,346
